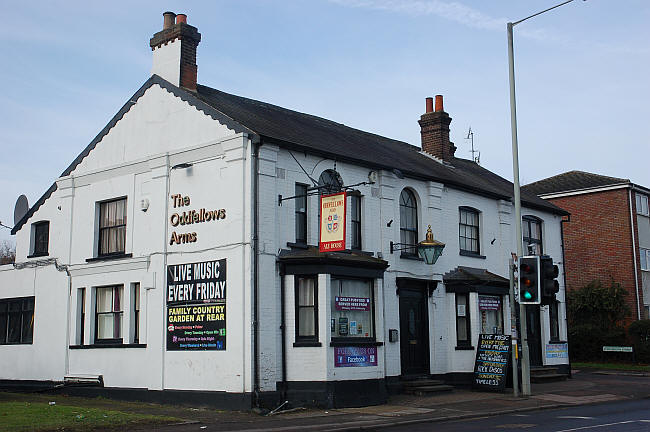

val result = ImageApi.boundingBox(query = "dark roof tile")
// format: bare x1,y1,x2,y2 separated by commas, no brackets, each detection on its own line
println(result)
195,84,565,215
523,171,629,196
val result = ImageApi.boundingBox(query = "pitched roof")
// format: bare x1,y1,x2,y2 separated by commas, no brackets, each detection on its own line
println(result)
194,84,566,215
522,171,630,197
13,76,566,234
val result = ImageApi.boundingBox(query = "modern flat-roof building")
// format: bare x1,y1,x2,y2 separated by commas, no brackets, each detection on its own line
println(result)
524,170,649,322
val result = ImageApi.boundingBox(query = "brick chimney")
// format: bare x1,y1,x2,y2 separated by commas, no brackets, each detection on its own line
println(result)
419,95,456,162
150,12,201,92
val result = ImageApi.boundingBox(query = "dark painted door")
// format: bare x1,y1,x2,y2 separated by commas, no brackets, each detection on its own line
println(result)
399,287,430,376
525,305,543,367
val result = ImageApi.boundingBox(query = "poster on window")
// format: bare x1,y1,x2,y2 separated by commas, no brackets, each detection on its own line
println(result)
334,346,378,367
335,296,370,311
319,192,346,252
479,296,501,311
166,259,226,351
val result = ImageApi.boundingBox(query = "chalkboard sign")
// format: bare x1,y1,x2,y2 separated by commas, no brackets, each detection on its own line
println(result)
473,334,512,391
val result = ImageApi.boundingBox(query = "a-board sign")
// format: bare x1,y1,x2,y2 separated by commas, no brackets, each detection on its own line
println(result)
166,259,226,351
473,334,511,391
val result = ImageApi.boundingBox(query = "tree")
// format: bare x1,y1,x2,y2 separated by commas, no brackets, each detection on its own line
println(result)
0,240,15,264
567,279,629,329
567,279,630,361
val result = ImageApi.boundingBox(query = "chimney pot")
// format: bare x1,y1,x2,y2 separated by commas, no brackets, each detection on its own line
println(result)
419,94,454,161
163,11,176,30
435,95,444,112
176,14,187,24
425,97,434,113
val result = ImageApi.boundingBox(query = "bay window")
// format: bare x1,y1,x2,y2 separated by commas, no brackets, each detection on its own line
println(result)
95,285,123,343
331,278,375,339
295,276,318,344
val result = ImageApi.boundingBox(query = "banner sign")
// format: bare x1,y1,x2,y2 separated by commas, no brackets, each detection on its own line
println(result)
546,343,569,358
335,296,370,311
334,346,377,367
319,192,346,252
166,259,226,351
479,296,501,311
473,334,511,391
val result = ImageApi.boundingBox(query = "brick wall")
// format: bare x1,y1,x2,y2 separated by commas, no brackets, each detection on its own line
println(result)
549,189,643,324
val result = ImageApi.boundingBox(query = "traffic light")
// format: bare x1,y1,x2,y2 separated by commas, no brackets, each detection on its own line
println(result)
540,256,559,305
518,256,540,304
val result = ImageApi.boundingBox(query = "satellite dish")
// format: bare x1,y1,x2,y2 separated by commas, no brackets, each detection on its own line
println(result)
14,195,29,226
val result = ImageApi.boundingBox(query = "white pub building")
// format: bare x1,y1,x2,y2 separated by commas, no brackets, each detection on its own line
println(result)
0,13,570,409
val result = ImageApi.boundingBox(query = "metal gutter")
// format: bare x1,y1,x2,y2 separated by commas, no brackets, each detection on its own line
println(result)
628,189,641,320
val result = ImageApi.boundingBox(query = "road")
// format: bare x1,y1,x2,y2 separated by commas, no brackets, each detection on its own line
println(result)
381,399,650,431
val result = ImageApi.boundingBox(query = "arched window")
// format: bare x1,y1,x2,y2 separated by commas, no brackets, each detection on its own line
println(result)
318,169,343,195
522,216,543,255
399,189,418,255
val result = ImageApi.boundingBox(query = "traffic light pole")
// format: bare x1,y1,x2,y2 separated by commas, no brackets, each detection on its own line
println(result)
509,258,520,398
507,21,531,397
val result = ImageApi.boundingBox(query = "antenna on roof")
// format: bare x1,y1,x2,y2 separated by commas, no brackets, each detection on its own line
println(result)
465,126,480,165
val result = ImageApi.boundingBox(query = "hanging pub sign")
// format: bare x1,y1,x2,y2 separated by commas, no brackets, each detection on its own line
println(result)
319,192,346,252
166,259,227,351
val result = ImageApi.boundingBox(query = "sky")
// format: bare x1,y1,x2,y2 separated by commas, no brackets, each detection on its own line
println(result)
1,0,648,244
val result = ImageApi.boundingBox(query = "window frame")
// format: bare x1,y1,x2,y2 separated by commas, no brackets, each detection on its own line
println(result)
132,283,141,344
459,206,481,255
640,248,649,271
478,294,504,335
97,197,127,257
522,216,543,256
349,193,362,250
399,189,419,257
330,277,377,344
94,285,123,344
0,296,35,345
78,288,86,345
294,276,319,345
295,184,308,245
636,193,649,216
30,221,50,257
455,293,472,348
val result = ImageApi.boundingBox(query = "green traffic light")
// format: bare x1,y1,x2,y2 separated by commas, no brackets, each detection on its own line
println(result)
523,291,532,300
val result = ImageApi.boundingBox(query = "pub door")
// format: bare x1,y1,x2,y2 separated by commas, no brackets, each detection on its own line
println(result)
399,287,430,376
525,305,543,367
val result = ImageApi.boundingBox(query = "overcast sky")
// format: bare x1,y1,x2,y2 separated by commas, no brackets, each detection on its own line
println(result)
1,0,648,244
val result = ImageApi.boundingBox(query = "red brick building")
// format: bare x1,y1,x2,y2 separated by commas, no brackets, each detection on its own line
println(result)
524,171,650,323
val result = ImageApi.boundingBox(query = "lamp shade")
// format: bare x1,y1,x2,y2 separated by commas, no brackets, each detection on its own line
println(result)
417,225,445,265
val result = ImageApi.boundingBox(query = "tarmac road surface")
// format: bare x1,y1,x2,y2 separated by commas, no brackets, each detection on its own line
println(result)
381,398,650,432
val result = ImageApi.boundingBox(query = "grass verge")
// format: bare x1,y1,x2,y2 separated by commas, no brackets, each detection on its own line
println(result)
0,400,181,431
573,362,650,372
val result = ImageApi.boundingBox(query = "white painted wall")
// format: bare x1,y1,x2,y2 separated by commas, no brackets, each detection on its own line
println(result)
151,40,181,87
0,265,68,381
1,78,568,395
3,85,254,394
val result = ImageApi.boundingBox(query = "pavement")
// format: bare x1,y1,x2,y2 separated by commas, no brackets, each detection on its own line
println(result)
145,368,650,432
3,368,648,431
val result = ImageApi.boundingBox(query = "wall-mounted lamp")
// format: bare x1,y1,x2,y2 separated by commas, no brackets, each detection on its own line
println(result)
390,225,445,265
